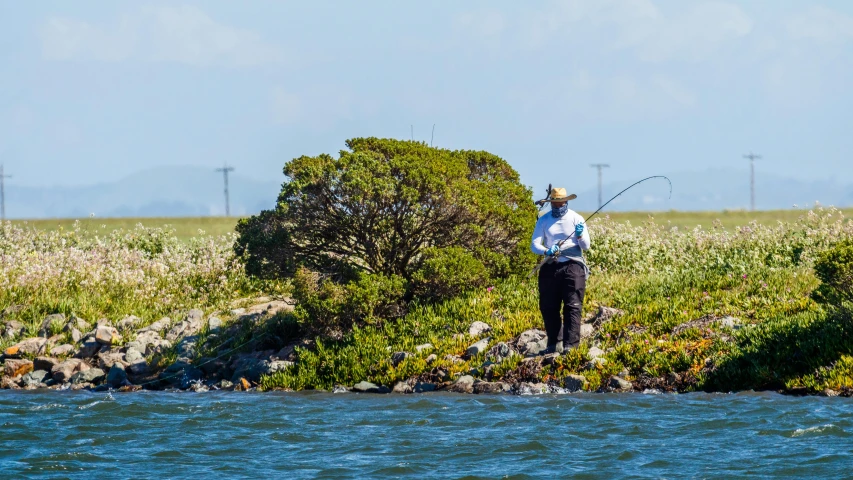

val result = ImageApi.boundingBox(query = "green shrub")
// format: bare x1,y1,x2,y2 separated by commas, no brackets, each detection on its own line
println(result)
410,246,489,301
812,239,853,306
291,267,407,338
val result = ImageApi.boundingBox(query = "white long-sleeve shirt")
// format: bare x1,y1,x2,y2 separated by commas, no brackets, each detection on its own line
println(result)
530,208,591,261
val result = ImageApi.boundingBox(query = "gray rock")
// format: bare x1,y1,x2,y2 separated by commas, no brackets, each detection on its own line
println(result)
414,343,433,353
51,359,90,383
106,364,127,387
392,381,413,394
160,361,203,389
719,316,742,329
266,360,294,374
207,317,223,331
145,339,171,357
218,379,234,390
175,335,199,360
468,321,492,337
425,354,438,364
609,376,633,392
97,351,128,370
274,345,296,361
585,357,607,369
95,326,121,345
6,337,47,356
390,351,412,366
138,317,170,333
581,323,594,338
486,342,515,363
2,320,26,339
70,368,106,385
187,309,204,323
517,329,547,350
135,330,162,349
444,354,464,364
466,338,490,358
39,314,66,336
124,340,144,352
588,347,605,359
70,328,82,343
33,356,60,372
22,370,49,388
563,374,587,392
76,340,101,358
96,318,112,328
473,381,511,394
165,313,202,342
449,375,475,393
515,382,549,395
124,348,144,364
127,360,149,376
116,315,141,331
414,382,437,393
64,316,91,333
352,381,389,393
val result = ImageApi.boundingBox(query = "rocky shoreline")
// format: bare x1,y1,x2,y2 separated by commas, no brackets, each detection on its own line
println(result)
2,301,850,397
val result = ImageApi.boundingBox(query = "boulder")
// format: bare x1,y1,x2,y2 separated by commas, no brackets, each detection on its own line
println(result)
175,335,199,360
486,342,515,363
165,312,203,342
517,329,548,356
125,348,144,364
392,381,413,394
97,351,128,370
516,382,549,395
609,376,633,392
586,357,607,369
95,326,121,345
39,314,66,336
207,317,223,331
64,316,91,333
585,305,625,328
70,368,106,385
135,330,162,349
414,382,437,393
5,337,47,356
473,381,511,394
70,328,82,343
2,320,26,339
52,344,74,358
719,316,742,329
116,316,141,331
51,359,90,383
468,321,492,337
390,351,411,366
160,361,203,389
588,347,605,359
352,381,389,393
444,354,464,364
145,339,171,357
425,354,438,364
76,340,101,358
580,323,594,339
33,356,60,372
448,375,475,394
106,364,128,388
21,370,48,388
563,374,587,392
466,338,490,358
266,360,293,374
138,317,170,333
414,343,433,353
273,345,296,361
229,354,276,383
4,358,33,377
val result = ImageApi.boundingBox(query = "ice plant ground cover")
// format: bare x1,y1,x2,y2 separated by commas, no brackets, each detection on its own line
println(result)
261,207,853,394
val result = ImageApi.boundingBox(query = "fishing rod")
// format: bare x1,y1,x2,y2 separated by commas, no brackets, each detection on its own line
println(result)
529,175,672,278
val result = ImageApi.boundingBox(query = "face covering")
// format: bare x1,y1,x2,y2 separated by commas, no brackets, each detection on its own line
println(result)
551,204,568,218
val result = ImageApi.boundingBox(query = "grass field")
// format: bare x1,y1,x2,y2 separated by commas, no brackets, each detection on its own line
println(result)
11,209,851,240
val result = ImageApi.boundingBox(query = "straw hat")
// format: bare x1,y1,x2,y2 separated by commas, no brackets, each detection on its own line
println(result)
542,187,577,203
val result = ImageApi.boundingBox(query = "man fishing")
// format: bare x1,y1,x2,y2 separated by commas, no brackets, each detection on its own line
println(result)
530,187,590,354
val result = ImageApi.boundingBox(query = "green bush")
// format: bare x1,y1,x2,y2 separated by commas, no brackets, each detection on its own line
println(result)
291,267,407,338
812,239,853,306
235,137,536,291
410,246,489,301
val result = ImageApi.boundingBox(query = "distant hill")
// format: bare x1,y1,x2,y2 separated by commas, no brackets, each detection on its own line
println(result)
5,166,282,219
4,166,851,219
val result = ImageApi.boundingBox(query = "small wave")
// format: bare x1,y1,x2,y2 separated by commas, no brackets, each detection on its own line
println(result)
30,403,65,411
642,389,663,395
791,424,843,438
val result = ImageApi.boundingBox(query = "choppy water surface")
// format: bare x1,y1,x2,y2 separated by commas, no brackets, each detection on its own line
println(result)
1,390,851,478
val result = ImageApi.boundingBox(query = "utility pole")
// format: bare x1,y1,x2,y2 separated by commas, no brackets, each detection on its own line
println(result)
215,164,235,217
0,165,10,222
743,152,761,211
590,163,610,208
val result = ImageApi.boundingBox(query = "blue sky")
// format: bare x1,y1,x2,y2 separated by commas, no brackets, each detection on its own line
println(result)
1,1,852,193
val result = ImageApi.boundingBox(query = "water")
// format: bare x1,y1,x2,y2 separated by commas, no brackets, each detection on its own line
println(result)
1,390,851,478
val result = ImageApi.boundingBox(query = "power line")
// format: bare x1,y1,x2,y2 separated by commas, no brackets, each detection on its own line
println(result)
590,164,610,209
743,152,761,211
0,165,11,222
215,164,235,217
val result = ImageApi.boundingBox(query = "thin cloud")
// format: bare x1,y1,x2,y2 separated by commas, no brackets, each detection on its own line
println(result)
40,5,282,67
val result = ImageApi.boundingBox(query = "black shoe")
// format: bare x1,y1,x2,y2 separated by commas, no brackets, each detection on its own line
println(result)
541,344,557,355
562,342,577,352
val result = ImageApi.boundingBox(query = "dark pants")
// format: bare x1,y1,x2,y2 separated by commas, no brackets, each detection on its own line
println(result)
538,261,586,349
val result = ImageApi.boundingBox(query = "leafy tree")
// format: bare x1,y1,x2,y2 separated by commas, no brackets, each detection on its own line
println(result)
235,138,536,293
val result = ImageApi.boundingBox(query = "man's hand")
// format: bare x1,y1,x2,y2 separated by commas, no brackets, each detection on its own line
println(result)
546,244,560,256
575,222,585,237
